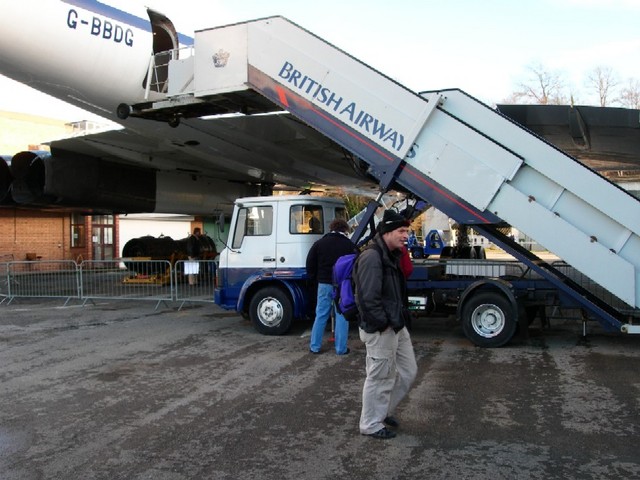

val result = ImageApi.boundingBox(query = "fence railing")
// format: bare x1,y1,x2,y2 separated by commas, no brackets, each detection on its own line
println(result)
0,259,216,308
3,258,635,317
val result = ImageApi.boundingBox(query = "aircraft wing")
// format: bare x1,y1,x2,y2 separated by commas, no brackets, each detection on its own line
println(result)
4,111,377,214
55,114,374,184
497,104,640,182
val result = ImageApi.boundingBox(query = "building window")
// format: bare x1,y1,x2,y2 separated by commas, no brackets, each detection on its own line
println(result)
92,215,115,261
71,213,85,248
92,215,114,225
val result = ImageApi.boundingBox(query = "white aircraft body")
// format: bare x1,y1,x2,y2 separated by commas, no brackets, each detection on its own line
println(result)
0,1,377,214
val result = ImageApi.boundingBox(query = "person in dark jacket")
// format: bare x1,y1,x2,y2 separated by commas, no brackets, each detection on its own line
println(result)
353,209,418,439
307,218,358,355
186,227,202,285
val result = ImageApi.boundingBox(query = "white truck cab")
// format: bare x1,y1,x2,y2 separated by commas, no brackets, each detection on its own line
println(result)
215,195,347,334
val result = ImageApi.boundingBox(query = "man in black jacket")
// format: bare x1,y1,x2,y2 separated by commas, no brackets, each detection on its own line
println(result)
307,219,358,355
353,210,418,439
186,227,202,286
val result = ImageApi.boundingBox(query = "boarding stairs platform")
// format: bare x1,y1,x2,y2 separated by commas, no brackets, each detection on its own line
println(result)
119,16,640,330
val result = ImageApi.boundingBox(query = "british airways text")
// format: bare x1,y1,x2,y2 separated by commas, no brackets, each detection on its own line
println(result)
67,9,133,46
278,61,405,152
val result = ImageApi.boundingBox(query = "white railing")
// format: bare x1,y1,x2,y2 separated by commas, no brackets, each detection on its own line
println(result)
144,46,195,100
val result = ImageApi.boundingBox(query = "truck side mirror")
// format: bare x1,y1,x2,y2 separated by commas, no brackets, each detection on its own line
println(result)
218,212,225,233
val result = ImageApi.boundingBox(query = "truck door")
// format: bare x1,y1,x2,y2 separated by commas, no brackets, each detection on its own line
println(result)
278,203,326,268
276,201,349,268
227,203,277,272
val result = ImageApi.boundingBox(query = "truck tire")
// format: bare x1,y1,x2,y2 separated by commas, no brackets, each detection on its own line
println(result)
249,286,293,335
461,291,516,347
411,247,424,259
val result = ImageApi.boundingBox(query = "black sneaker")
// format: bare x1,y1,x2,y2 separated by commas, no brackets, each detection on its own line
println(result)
366,427,396,439
384,416,399,428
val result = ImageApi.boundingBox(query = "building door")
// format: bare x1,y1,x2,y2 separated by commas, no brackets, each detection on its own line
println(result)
92,215,114,261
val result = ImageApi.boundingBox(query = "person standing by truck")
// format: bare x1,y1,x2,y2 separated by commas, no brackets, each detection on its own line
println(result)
186,227,202,285
307,218,358,355
353,210,417,439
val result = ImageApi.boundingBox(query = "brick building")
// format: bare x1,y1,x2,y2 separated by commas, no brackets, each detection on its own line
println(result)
0,209,119,262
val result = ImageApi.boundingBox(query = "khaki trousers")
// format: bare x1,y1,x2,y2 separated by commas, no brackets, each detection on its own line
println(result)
359,326,417,435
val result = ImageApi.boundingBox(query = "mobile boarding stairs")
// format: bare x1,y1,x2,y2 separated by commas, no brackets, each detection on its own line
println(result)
117,16,640,335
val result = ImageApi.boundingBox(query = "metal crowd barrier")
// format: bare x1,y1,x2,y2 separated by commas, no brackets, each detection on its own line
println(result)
3,260,80,305
0,259,217,308
173,259,217,309
0,260,11,302
81,260,174,308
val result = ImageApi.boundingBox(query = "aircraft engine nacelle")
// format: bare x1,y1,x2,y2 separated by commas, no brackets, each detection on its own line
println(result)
0,155,12,203
7,150,260,214
10,150,156,211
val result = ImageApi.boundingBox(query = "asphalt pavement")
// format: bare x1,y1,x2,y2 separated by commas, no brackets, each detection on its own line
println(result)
1,298,639,480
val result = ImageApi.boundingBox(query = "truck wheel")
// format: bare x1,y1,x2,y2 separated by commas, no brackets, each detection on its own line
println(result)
461,291,516,347
411,247,423,259
249,286,293,335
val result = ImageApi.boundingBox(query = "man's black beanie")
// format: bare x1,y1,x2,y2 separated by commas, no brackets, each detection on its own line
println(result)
377,209,410,235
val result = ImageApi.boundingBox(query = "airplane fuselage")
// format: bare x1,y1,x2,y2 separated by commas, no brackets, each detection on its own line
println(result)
0,0,185,121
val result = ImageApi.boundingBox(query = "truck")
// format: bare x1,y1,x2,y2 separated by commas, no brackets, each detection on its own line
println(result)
407,229,446,259
212,193,618,347
214,194,347,335
406,227,488,260
121,16,640,347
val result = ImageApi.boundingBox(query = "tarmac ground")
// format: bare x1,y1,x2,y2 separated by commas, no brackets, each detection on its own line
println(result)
1,298,639,480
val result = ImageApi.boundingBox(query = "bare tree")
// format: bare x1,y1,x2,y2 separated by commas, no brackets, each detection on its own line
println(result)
585,66,619,106
619,78,640,109
507,63,569,105
502,63,640,109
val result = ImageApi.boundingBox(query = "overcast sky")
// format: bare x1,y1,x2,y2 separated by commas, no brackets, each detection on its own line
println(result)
1,0,638,122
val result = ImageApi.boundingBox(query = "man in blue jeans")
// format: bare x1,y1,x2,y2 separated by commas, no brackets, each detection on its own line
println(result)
307,219,358,355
